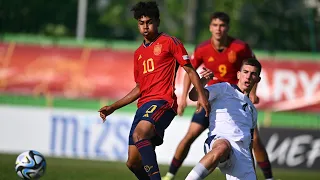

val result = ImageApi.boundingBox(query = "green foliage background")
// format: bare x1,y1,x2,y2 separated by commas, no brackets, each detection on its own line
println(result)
0,0,319,51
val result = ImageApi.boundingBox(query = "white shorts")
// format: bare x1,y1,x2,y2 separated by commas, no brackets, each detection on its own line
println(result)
204,135,257,180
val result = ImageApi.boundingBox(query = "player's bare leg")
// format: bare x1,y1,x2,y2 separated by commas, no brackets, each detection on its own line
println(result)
253,127,274,180
162,122,205,180
185,139,231,180
127,145,149,180
133,120,161,180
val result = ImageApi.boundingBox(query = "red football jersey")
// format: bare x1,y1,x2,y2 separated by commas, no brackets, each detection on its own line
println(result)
134,33,191,111
191,37,254,85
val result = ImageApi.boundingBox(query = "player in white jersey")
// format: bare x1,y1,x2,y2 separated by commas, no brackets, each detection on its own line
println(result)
185,58,261,180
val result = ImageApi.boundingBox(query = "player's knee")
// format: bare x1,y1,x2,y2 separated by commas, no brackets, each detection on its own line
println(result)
132,128,154,143
212,140,231,159
132,121,155,143
132,132,142,143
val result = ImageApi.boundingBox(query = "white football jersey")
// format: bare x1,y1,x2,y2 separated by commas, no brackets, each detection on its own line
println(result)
206,82,257,145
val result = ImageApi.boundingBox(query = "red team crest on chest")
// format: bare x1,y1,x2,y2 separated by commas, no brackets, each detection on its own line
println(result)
153,44,162,56
228,50,237,63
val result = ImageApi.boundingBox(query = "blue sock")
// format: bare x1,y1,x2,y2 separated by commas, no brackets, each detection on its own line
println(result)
135,139,161,180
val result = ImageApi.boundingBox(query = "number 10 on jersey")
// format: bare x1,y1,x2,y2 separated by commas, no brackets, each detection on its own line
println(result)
143,58,155,74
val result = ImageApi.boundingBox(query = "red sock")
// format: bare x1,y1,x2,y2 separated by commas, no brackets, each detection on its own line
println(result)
258,161,273,179
168,157,183,175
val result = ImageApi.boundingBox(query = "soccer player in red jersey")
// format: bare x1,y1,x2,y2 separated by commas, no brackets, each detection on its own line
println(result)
98,1,210,180
163,12,274,180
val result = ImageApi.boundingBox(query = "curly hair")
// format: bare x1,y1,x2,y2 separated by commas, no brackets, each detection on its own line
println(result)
131,1,160,20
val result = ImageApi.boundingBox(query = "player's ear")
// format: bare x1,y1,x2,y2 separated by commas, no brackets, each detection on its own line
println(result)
209,24,213,33
256,76,261,83
237,71,240,80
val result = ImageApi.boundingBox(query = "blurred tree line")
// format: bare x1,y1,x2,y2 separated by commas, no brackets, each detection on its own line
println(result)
0,0,319,52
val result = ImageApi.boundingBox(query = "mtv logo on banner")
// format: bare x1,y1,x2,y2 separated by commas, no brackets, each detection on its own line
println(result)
50,113,131,161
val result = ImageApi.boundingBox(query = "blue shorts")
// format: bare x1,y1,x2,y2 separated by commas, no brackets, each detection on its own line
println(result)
191,108,209,128
129,100,176,146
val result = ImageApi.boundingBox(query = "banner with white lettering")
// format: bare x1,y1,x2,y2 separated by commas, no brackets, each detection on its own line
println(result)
256,61,320,113
0,43,319,112
0,105,207,165
259,127,320,170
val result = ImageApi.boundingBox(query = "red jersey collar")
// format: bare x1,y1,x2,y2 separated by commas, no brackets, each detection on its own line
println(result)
142,32,163,48
211,36,235,53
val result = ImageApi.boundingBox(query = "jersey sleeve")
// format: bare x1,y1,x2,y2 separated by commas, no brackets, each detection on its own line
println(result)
169,37,191,66
205,83,227,101
133,52,140,83
242,43,255,59
190,46,203,69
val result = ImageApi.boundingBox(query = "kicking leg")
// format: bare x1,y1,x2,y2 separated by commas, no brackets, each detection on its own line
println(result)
186,138,231,180
133,120,161,180
126,145,149,180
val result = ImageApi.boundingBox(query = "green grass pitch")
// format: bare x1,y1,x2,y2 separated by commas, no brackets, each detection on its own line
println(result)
1,153,319,180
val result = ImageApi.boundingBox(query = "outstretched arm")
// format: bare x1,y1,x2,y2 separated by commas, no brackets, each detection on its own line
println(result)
99,83,140,122
183,64,210,116
189,67,215,101
189,77,209,101
178,72,192,116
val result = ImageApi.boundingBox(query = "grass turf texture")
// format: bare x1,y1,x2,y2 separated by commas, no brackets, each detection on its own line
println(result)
1,153,319,180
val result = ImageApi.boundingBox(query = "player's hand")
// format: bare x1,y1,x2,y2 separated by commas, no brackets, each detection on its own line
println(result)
98,105,115,123
196,94,210,117
200,67,218,80
249,94,260,104
178,99,187,116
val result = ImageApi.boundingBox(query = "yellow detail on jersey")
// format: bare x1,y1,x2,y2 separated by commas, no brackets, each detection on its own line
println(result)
143,58,155,74
219,64,227,77
138,55,142,60
228,51,236,63
146,105,157,113
208,57,214,62
143,105,157,118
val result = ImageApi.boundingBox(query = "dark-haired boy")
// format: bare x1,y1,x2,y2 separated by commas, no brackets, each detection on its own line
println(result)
186,58,262,180
98,1,210,180
163,12,273,180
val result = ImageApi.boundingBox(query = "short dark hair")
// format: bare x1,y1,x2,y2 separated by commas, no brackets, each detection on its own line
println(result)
210,12,230,25
131,1,160,20
241,58,262,75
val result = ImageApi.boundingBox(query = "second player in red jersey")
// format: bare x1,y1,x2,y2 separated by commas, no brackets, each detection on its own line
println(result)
163,12,274,180
134,33,190,111
191,37,254,85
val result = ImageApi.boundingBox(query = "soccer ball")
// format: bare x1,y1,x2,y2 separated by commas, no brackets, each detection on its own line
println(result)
15,150,46,179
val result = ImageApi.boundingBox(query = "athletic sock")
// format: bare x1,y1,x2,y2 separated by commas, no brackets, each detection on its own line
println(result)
258,161,273,179
185,163,210,180
135,139,161,180
168,157,183,175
